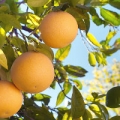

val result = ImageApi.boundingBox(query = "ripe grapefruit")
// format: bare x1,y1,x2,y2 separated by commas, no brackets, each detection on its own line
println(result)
0,80,23,118
40,11,78,48
10,52,54,93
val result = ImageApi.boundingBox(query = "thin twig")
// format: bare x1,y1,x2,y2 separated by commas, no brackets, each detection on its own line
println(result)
22,26,40,40
58,82,71,100
19,29,28,51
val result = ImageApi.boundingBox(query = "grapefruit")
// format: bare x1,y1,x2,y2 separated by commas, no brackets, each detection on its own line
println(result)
0,80,23,118
10,52,54,93
40,11,78,48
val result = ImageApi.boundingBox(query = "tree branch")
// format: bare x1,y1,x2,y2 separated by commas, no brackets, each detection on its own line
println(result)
21,26,40,40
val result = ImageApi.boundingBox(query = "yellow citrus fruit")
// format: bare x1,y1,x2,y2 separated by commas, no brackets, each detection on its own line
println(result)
40,11,78,48
10,52,54,93
0,80,23,118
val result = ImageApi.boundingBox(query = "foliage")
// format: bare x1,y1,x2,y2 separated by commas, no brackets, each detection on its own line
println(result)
0,0,119,119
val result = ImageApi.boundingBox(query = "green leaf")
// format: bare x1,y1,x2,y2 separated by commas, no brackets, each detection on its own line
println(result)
62,110,72,120
106,31,117,44
113,38,120,49
101,47,118,56
90,0,108,6
109,0,120,9
0,3,10,13
56,91,65,106
0,27,6,48
106,86,120,108
63,81,72,94
50,80,56,89
37,105,56,120
0,13,21,29
10,37,26,52
87,33,102,47
55,44,71,61
57,107,69,120
95,103,109,120
0,49,8,69
110,116,120,120
89,104,102,118
82,109,92,120
6,0,18,13
35,43,54,61
91,118,102,120
89,7,104,26
70,0,81,6
64,65,87,77
100,8,120,26
55,65,68,81
27,0,49,7
73,79,82,90
33,93,51,105
2,45,15,70
66,7,88,30
71,86,85,119
88,52,97,67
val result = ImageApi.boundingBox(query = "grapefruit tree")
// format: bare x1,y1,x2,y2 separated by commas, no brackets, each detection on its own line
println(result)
0,0,119,119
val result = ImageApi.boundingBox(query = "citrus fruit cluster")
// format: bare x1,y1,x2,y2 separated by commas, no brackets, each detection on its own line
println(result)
0,11,78,118
0,52,54,118
40,11,78,48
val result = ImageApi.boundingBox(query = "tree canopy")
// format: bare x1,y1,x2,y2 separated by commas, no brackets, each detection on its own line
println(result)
0,0,120,120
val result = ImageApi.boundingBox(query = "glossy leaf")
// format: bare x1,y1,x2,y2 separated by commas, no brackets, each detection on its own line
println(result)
27,13,41,29
89,104,102,118
0,13,21,29
94,52,103,65
55,65,68,80
66,7,88,30
91,118,102,120
33,93,51,105
64,65,87,77
70,0,80,6
96,103,109,120
27,0,49,7
73,79,82,90
56,91,65,106
106,31,117,44
109,116,120,120
62,110,72,120
0,27,6,48
109,0,120,9
0,49,8,69
88,52,97,67
89,7,103,26
106,86,120,108
35,43,54,61
10,37,26,52
71,86,85,119
50,80,56,89
63,81,72,94
57,107,69,120
2,45,16,70
82,109,92,120
114,38,120,49
101,47,118,56
55,44,71,61
0,3,10,13
87,33,102,47
6,0,18,13
100,8,120,26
